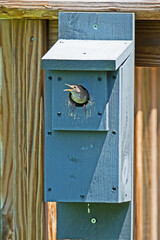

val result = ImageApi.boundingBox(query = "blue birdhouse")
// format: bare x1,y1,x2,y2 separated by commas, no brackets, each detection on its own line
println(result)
42,12,134,240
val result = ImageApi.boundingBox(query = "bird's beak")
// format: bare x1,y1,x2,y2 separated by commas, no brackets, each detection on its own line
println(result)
64,83,74,92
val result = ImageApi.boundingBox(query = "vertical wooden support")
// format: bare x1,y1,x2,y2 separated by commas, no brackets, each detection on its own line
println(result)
134,67,159,240
48,20,58,49
0,20,14,240
12,19,46,240
0,19,47,240
158,68,160,240
149,68,158,240
134,68,143,240
48,202,57,240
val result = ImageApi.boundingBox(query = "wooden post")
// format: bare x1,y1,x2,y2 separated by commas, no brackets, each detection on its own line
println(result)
0,19,47,240
0,20,14,240
134,67,143,240
150,68,158,240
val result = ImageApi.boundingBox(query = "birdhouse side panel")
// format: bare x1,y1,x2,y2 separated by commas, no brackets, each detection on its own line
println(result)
118,54,134,202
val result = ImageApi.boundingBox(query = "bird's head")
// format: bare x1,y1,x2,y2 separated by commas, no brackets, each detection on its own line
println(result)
64,84,81,93
64,83,90,105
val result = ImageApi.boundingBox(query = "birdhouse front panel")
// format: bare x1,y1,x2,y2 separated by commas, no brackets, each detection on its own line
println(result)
44,53,133,203
48,70,109,131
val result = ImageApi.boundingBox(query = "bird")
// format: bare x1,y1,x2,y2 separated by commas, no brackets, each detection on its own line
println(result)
64,83,90,111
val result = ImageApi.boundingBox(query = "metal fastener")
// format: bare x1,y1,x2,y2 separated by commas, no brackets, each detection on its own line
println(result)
91,218,97,224
93,24,98,30
30,36,34,42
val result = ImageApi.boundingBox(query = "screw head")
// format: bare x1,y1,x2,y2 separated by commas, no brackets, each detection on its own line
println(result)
30,36,34,42
93,24,98,30
91,218,97,224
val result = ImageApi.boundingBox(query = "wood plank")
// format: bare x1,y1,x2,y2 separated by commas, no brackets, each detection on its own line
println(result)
149,68,158,240
0,19,47,240
48,20,58,49
134,67,143,240
134,67,160,240
48,202,57,240
157,68,160,240
135,21,160,67
0,20,14,240
1,0,160,20
59,12,134,41
12,19,47,240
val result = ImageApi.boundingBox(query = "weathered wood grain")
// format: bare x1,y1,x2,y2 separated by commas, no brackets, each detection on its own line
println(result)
48,202,57,240
149,68,158,240
0,19,47,240
1,0,160,20
134,67,143,240
157,68,160,240
134,67,160,240
135,21,160,67
12,19,47,240
48,20,58,49
0,20,14,240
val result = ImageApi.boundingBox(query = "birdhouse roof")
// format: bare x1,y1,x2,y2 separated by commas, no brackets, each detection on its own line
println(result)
41,39,133,71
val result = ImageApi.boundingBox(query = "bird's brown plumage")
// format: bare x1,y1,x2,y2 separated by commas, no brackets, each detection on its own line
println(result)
64,84,89,107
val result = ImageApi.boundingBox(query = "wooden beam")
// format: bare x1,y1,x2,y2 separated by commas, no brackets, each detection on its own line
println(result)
1,0,160,20
135,20,160,67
